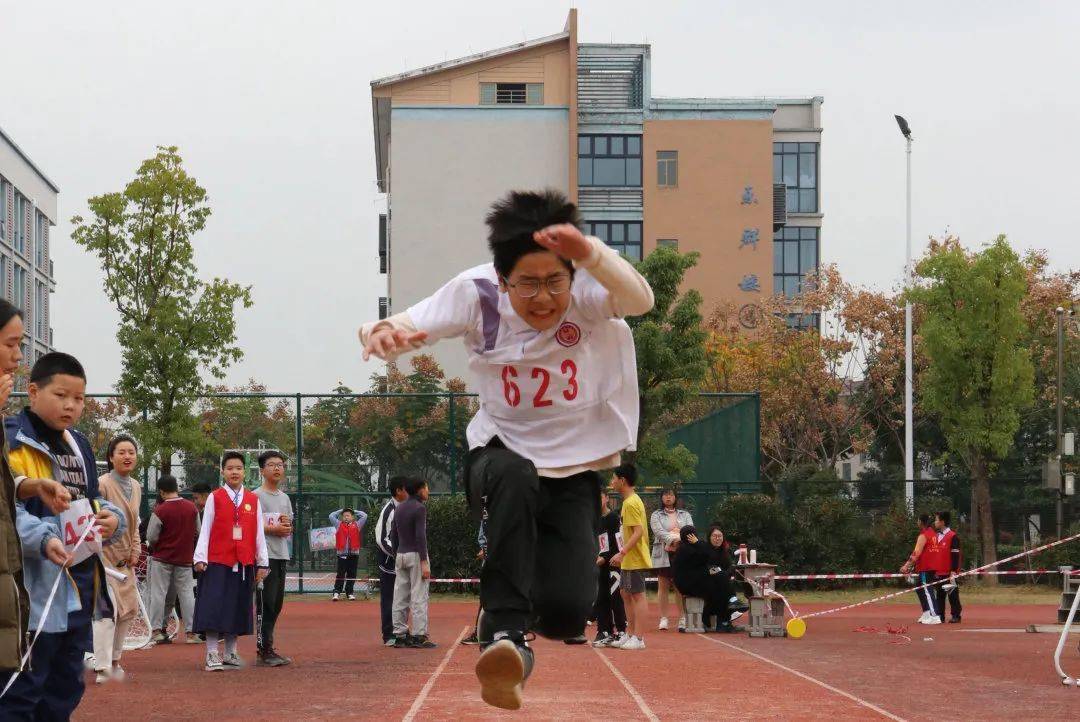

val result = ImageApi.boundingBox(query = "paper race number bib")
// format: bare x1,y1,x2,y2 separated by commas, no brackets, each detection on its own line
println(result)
59,498,102,565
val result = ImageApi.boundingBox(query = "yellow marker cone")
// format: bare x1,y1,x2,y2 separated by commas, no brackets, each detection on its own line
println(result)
786,617,806,639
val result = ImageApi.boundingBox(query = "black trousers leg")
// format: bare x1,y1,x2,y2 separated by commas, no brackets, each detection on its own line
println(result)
467,445,539,635
531,473,600,640
260,559,287,650
334,557,348,594
947,584,962,619
379,569,395,641
595,566,613,635
343,556,359,596
467,444,599,639
611,575,627,633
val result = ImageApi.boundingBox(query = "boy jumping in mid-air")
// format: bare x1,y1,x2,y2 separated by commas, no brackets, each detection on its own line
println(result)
359,189,653,710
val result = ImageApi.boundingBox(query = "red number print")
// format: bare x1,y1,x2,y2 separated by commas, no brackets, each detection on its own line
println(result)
532,367,553,407
561,359,578,400
502,365,520,407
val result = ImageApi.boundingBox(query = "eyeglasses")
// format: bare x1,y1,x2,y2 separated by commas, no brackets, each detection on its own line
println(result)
503,274,571,299
264,463,285,469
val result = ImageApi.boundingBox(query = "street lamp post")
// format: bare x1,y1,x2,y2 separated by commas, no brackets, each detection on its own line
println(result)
895,115,914,512
1057,306,1065,538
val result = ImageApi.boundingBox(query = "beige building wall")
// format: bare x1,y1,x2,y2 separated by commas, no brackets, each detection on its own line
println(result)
643,119,775,318
389,108,569,382
375,43,571,108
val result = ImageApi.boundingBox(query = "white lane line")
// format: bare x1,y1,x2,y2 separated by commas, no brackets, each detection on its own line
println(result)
402,626,469,722
593,647,661,722
698,634,907,722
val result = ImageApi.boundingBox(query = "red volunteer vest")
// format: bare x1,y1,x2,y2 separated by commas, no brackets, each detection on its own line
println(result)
921,529,957,575
336,522,362,554
914,527,936,573
207,486,260,567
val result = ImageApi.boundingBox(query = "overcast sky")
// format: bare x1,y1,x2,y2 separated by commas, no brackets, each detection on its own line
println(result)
2,0,1077,393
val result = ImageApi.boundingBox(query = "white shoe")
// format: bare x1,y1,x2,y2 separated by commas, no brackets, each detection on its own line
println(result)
658,617,669,631
917,611,931,624
609,632,629,648
111,664,125,681
622,636,645,650
922,616,942,625
332,593,340,601
678,616,687,632
347,594,357,601
94,670,110,685
205,652,224,672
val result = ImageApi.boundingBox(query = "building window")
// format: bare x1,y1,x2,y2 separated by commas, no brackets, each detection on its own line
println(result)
773,226,819,298
0,257,7,300
34,281,45,339
13,193,26,255
480,82,543,105
578,135,642,187
583,221,642,261
0,180,7,243
34,214,45,268
785,312,820,331
773,142,817,213
657,151,678,188
657,239,678,251
378,214,388,274
378,297,389,320
13,265,26,309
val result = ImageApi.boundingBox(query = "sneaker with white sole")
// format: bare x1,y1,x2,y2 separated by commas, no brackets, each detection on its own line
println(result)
678,616,687,633
917,611,932,624
658,617,669,631
922,616,942,625
205,652,224,672
347,594,357,601
111,665,125,681
222,652,243,668
621,636,646,650
332,593,340,601
608,632,630,648
476,631,534,711
94,670,110,685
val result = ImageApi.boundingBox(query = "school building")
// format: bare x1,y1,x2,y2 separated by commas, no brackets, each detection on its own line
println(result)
369,10,823,382
0,125,56,364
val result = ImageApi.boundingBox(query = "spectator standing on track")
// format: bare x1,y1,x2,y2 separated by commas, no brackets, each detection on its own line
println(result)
329,506,368,601
899,514,939,624
253,450,294,667
390,478,436,649
933,511,962,623
374,477,408,645
609,464,650,650
650,488,693,632
4,352,124,719
146,475,200,644
0,303,71,689
192,451,270,671
91,435,143,684
593,488,627,647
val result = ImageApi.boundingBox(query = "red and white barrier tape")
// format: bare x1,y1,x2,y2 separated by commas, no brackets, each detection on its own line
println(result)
1,520,99,698
773,569,1076,581
285,575,480,584
798,528,1080,620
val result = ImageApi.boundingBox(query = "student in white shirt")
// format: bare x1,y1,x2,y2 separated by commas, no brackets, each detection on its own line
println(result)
359,189,653,710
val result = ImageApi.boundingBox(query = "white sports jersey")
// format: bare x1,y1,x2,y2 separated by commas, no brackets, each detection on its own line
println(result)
407,263,640,469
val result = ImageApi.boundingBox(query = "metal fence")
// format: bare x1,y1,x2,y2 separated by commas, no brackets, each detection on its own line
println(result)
6,390,1076,591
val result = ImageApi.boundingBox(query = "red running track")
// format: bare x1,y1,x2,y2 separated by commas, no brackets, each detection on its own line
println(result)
77,599,1079,721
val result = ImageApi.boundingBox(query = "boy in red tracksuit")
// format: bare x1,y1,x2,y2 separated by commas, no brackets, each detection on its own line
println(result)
900,514,939,624
932,511,962,623
329,507,368,600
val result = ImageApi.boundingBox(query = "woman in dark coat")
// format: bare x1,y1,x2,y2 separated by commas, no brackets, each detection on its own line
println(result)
671,525,711,600
704,526,739,632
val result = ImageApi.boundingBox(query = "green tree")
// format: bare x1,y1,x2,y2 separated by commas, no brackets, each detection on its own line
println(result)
71,146,253,473
627,247,708,480
907,236,1035,569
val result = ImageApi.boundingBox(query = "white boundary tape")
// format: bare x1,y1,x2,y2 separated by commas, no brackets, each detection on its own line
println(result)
1053,578,1080,686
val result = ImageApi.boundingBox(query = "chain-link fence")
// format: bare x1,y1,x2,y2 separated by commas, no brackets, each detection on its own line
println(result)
6,390,1076,591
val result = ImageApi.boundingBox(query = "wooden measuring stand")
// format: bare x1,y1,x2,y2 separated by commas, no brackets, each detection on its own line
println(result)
738,562,786,637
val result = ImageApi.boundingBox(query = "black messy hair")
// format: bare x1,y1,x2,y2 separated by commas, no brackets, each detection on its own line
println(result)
486,189,582,278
